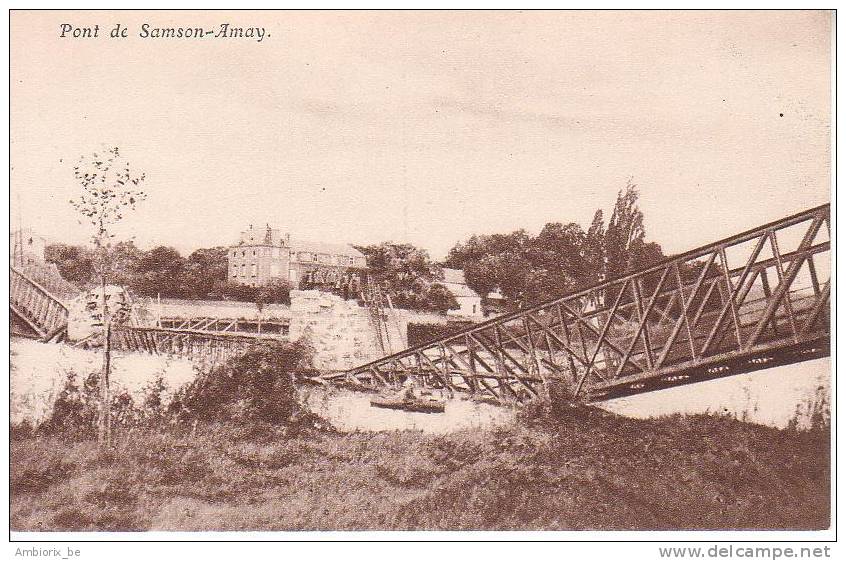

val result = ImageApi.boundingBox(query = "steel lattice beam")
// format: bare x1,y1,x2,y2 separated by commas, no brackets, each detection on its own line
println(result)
10,266,71,341
337,204,830,403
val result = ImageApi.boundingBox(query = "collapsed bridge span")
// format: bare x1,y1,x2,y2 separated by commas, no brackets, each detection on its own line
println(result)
329,204,830,403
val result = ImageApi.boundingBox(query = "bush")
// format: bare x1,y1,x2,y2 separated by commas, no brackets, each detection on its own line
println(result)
11,456,78,495
39,371,100,438
10,421,34,441
170,341,310,424
210,279,292,305
28,342,317,438
35,369,168,437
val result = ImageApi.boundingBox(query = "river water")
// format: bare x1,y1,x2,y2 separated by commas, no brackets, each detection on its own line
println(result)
596,358,830,429
300,387,517,434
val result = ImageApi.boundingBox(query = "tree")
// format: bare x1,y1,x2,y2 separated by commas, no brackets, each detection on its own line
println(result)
444,181,666,311
421,283,460,314
183,247,229,299
604,180,646,280
583,209,606,285
444,234,499,296
527,222,590,300
204,278,291,307
254,278,293,331
69,146,146,449
356,242,458,313
44,240,142,291
44,243,95,286
255,278,292,306
209,280,259,302
130,246,188,298
109,240,144,287
445,230,535,310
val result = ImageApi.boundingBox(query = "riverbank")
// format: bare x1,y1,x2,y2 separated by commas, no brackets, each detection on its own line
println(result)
11,406,829,531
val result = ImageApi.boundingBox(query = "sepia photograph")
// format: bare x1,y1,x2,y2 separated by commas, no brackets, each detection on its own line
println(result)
8,8,833,540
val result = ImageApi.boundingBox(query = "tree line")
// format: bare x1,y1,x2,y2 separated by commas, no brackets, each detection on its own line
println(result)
444,182,665,311
46,239,458,312
46,181,666,313
44,243,291,304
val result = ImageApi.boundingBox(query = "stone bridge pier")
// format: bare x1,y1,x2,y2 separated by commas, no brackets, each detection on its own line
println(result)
288,290,449,372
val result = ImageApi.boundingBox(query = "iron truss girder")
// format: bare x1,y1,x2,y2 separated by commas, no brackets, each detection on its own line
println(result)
342,203,830,404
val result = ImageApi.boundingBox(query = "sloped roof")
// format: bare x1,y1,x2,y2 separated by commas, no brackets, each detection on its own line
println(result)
290,239,364,258
235,226,364,258
438,268,480,299
441,267,466,284
440,282,480,299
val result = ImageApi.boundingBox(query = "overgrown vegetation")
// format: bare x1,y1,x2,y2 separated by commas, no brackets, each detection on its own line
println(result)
11,403,829,531
170,342,312,425
10,343,831,531
25,343,314,440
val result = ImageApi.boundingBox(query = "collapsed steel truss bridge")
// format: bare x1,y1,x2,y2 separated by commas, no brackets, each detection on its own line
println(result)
329,204,830,402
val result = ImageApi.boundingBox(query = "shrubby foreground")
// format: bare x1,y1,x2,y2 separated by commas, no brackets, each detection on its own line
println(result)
10,344,830,531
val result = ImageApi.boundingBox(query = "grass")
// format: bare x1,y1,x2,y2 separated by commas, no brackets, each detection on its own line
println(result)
10,405,830,532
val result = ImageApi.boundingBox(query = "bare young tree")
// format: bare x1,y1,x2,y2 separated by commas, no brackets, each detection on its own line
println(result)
69,146,147,448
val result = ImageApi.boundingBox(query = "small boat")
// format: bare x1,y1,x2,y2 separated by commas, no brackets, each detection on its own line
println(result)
370,396,446,414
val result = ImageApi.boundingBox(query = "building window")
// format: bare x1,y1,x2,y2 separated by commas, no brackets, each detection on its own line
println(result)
251,263,257,277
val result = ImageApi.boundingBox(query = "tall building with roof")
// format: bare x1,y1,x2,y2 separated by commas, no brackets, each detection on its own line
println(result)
227,224,367,288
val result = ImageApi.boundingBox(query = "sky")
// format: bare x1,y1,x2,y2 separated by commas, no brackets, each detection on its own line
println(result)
10,10,832,260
